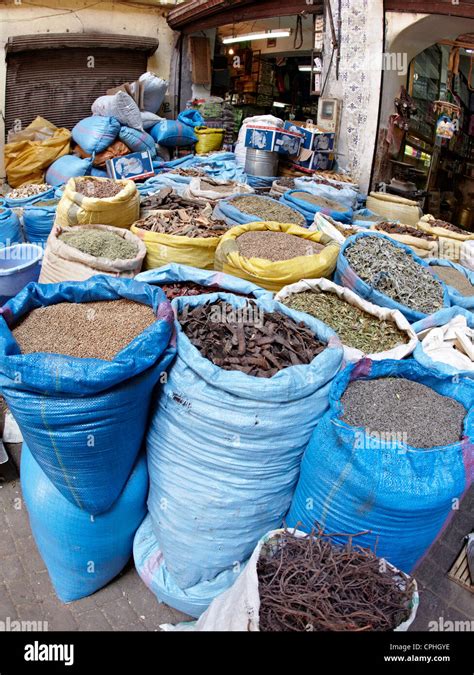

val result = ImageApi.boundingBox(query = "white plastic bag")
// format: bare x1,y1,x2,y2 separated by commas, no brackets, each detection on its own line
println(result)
183,177,253,201
420,315,474,372
92,91,143,130
162,529,419,632
275,277,418,363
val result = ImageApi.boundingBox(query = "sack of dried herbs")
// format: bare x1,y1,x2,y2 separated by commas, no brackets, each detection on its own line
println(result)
334,232,451,322
145,292,343,600
275,277,417,362
55,176,139,229
427,258,474,311
39,224,146,283
160,528,419,632
287,358,474,572
214,221,340,292
369,221,439,259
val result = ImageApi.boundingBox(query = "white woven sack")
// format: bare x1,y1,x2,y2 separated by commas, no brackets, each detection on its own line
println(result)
275,277,418,363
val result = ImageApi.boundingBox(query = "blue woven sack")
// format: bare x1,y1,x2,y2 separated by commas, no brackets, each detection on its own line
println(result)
90,167,108,178
427,258,474,311
150,120,197,148
178,109,204,128
134,514,238,618
23,199,58,244
45,155,92,186
72,116,121,154
135,262,271,298
0,276,175,515
22,445,148,602
281,189,353,226
147,292,343,589
286,358,474,572
5,187,55,209
119,126,157,159
0,206,22,245
333,232,451,323
412,306,474,378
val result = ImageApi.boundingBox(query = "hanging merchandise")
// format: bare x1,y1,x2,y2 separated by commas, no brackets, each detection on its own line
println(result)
436,114,456,140
22,446,148,603
0,276,175,515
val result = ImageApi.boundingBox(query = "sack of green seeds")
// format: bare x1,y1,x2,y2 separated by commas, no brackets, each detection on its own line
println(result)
39,223,146,284
275,278,417,363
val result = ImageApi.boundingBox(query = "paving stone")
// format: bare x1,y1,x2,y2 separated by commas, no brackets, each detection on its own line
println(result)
74,609,113,632
101,597,140,628
0,553,27,583
0,583,18,621
39,598,79,631
6,578,38,605
92,580,125,607
29,571,55,601
16,601,51,624
68,594,99,615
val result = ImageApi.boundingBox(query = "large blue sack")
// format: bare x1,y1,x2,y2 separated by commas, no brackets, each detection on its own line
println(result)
147,292,343,589
23,199,58,244
22,444,148,603
119,126,157,159
45,155,92,186
294,178,358,210
134,515,239,618
334,232,451,323
0,206,22,246
427,258,474,311
286,358,474,573
135,262,271,298
412,306,474,379
281,189,353,226
0,275,175,515
178,109,204,128
150,120,197,148
215,194,305,228
90,167,108,178
72,116,121,154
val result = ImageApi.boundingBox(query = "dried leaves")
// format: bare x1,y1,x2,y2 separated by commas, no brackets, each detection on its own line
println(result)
75,178,123,198
178,299,326,377
345,236,444,314
258,528,415,632
282,290,408,353
134,211,228,238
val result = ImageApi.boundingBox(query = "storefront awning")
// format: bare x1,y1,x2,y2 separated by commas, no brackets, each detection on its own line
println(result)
167,0,323,33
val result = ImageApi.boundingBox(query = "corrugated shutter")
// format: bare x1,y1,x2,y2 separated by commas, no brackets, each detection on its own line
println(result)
5,36,158,135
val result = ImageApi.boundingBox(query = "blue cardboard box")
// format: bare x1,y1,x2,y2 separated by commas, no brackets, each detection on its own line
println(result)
106,150,154,181
293,149,335,172
244,125,278,152
284,122,335,152
274,128,303,157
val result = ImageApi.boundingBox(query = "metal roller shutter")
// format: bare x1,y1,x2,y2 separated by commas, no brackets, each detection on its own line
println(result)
5,34,159,136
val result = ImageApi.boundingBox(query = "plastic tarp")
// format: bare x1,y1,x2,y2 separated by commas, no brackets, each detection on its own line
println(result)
280,189,353,226
0,276,175,514
286,358,474,572
135,263,271,298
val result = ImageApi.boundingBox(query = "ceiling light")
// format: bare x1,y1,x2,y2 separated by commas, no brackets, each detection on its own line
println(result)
273,102,287,108
298,65,314,72
223,29,291,45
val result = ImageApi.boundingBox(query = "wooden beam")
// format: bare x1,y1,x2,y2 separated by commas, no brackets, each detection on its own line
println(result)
384,0,474,19
168,0,323,32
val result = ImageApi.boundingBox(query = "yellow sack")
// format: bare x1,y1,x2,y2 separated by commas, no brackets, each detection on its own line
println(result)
131,212,220,271
214,221,340,292
55,177,139,228
195,127,224,154
4,116,71,188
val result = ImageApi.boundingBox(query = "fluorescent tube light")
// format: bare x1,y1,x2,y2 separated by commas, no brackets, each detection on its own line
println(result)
273,102,287,108
223,29,291,45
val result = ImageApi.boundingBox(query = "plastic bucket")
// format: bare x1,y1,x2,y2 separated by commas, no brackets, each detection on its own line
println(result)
0,244,44,305
245,148,279,177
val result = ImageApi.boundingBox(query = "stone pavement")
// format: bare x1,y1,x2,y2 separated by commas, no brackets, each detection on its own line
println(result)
0,442,472,632
0,445,190,632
